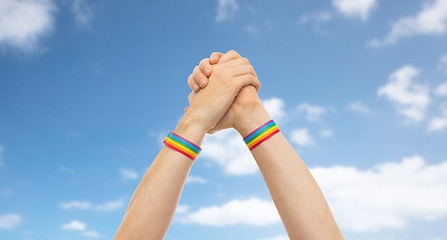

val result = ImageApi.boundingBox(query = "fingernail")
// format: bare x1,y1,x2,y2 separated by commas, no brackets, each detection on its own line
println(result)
199,78,206,87
204,67,210,75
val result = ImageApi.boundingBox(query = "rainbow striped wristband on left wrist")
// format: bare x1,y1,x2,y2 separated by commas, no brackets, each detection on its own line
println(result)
243,120,280,151
163,131,202,161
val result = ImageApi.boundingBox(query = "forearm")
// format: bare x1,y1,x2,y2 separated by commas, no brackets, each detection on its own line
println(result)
236,105,343,240
114,113,206,240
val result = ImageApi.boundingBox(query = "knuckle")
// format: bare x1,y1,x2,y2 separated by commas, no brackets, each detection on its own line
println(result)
241,58,249,64
227,50,240,58
248,65,255,73
193,66,200,73
248,74,256,81
199,58,209,66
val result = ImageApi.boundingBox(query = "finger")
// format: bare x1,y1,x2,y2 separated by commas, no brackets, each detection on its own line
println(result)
188,74,200,92
188,92,193,103
228,64,257,78
218,57,250,68
184,107,189,112
233,74,261,92
210,52,224,64
219,58,258,77
193,66,208,88
199,58,212,77
188,91,197,104
218,50,242,64
217,58,258,78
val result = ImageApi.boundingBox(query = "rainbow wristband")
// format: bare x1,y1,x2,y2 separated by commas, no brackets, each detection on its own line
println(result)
243,120,280,150
163,131,202,161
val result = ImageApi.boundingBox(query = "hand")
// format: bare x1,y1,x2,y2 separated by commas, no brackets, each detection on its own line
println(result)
183,50,261,134
186,50,269,135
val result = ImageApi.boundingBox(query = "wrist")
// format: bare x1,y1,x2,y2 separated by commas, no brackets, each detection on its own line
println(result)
234,102,271,138
174,111,208,146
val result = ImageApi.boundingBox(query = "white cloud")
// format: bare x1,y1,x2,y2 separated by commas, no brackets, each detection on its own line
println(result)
428,107,447,131
180,156,447,232
378,65,430,122
263,98,286,122
216,0,238,22
300,11,332,24
436,81,447,96
332,0,376,21
61,220,86,231
82,231,100,238
370,0,447,46
257,235,289,240
61,220,100,238
186,175,207,184
178,197,280,226
0,145,4,167
439,54,447,74
120,168,139,180
320,129,333,138
70,0,92,26
60,200,92,210
201,129,258,175
93,199,124,212
176,204,190,214
296,102,327,122
0,0,55,52
0,214,21,229
346,101,372,114
311,156,447,232
290,128,315,147
60,199,124,212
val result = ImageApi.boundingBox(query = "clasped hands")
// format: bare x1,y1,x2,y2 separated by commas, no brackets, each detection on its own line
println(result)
183,50,271,137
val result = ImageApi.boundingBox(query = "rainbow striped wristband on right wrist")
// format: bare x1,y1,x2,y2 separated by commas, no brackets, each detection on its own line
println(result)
243,120,280,150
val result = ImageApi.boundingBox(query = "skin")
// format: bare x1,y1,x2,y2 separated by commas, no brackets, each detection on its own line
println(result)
113,50,260,240
186,51,261,134
187,52,344,239
114,49,344,240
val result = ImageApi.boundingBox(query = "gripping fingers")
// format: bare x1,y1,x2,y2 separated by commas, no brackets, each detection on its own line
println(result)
233,74,261,92
229,64,257,78
218,57,250,68
193,66,209,89
188,74,200,92
210,52,224,64
218,50,242,63
199,58,212,77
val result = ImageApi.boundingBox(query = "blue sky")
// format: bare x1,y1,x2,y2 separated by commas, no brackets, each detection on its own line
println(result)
1,0,447,239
